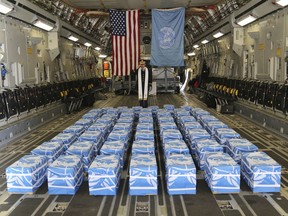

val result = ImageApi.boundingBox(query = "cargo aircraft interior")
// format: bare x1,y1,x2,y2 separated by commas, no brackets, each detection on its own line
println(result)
0,0,287,216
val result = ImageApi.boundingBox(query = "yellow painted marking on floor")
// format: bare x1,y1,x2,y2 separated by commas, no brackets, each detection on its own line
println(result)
160,206,167,216
116,206,125,216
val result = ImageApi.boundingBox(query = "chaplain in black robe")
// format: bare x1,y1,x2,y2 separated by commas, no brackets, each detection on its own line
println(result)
137,60,152,108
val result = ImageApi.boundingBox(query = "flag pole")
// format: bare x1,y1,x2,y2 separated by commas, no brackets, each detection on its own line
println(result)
111,75,115,92
127,73,131,95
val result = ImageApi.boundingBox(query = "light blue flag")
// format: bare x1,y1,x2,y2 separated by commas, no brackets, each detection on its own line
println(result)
150,8,185,67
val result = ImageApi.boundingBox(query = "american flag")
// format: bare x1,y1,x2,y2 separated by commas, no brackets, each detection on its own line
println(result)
109,9,140,76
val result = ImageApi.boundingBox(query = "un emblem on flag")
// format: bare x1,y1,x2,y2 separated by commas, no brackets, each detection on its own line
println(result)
158,27,175,49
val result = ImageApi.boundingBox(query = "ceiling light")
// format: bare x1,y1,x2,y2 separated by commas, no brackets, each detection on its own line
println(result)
0,1,13,14
99,54,107,58
33,19,54,31
213,32,224,38
193,44,199,48
68,35,79,42
275,0,288,6
95,47,101,51
84,42,92,47
187,52,196,56
201,40,209,44
236,14,257,27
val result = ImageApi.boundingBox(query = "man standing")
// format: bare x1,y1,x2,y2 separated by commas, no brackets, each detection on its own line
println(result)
1,63,7,88
137,60,152,108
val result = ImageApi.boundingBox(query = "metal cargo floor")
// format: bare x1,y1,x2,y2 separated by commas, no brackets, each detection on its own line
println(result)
0,93,287,216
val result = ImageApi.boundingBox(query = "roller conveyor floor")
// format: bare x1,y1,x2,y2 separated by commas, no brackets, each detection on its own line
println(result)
0,93,287,216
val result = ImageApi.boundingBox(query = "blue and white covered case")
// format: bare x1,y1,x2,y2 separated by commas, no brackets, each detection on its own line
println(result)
137,123,154,131
135,130,155,141
78,131,103,149
162,129,182,143
65,141,95,171
187,129,210,154
51,133,77,150
129,154,157,195
241,152,281,193
166,154,196,195
31,141,64,164
205,152,240,193
88,155,120,195
6,155,48,193
163,140,190,156
100,141,125,167
205,121,228,135
198,115,219,126
132,140,155,154
226,138,258,163
195,139,223,170
74,119,93,128
214,128,241,146
47,155,84,195
63,125,85,137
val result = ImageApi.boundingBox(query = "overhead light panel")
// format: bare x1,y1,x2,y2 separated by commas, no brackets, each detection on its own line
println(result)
68,35,79,42
236,14,257,27
84,42,92,47
213,32,224,38
33,19,54,31
99,54,107,58
95,47,101,51
201,40,209,44
0,1,13,14
187,52,196,56
275,0,288,6
193,44,199,48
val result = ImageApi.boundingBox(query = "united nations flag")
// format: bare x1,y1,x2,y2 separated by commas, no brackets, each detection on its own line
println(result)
150,7,185,67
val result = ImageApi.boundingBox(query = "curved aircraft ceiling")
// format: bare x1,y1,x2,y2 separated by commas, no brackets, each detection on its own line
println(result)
62,0,220,10
30,0,251,53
